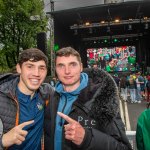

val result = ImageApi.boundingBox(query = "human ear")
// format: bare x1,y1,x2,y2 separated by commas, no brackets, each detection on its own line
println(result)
16,64,21,74
80,63,83,72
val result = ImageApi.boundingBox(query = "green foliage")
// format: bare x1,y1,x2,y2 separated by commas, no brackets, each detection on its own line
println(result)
0,0,48,70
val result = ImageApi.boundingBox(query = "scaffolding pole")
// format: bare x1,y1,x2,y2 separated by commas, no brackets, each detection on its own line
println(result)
49,0,55,77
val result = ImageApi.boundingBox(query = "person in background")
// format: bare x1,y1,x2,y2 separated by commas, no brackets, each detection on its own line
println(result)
140,74,145,98
146,76,150,103
92,61,99,69
143,75,148,100
113,73,120,88
136,105,150,150
135,72,144,103
44,47,132,150
99,56,106,70
128,75,137,103
0,48,54,149
120,75,128,101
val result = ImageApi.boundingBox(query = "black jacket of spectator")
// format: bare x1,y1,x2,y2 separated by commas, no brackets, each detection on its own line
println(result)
44,69,132,150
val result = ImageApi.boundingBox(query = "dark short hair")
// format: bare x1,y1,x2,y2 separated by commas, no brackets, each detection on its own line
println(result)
56,47,82,63
18,48,48,67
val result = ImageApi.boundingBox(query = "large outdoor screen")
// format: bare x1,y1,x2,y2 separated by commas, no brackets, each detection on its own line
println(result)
87,46,136,72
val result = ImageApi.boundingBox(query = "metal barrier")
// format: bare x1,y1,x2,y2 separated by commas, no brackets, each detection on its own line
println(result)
126,131,137,150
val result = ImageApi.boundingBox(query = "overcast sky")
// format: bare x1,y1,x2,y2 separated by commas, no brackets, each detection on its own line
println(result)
44,0,104,12
44,0,142,12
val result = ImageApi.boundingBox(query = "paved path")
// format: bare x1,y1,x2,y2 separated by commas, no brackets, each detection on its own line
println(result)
120,97,147,131
119,98,147,150
126,100,147,131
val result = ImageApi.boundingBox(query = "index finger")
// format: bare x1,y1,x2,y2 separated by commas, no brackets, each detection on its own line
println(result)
57,112,76,124
18,120,34,129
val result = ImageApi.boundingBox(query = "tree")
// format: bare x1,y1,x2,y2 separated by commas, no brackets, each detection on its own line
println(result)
0,0,48,69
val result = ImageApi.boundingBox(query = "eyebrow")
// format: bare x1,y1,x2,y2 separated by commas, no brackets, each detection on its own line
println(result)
57,61,78,65
25,62,46,67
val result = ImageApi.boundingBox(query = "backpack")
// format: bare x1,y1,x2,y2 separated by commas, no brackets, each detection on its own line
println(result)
138,76,144,82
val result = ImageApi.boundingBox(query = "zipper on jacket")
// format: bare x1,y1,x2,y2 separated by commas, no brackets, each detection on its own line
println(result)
59,95,67,126
9,92,20,126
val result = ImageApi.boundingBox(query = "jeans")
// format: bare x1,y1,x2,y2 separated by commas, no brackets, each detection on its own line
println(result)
136,87,142,101
129,89,136,102
120,88,128,100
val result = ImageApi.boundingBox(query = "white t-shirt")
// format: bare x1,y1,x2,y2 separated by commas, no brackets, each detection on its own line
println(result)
136,78,140,88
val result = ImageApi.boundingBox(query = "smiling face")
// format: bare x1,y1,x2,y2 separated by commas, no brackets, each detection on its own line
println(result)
56,55,83,92
16,60,47,95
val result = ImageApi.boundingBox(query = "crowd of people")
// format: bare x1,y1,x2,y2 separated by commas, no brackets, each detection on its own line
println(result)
113,72,150,104
0,46,150,150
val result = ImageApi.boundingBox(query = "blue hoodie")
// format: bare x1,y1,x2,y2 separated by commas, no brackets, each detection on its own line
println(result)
54,73,88,150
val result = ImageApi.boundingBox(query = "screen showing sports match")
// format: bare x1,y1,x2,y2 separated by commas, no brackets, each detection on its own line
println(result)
87,46,136,72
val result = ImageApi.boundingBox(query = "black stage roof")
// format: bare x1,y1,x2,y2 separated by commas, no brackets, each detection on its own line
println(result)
47,1,150,41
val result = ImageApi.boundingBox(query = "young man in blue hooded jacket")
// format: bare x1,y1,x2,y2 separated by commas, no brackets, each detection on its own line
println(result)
44,47,132,150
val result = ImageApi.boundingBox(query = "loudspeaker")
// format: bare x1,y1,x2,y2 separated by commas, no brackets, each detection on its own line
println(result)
37,32,47,55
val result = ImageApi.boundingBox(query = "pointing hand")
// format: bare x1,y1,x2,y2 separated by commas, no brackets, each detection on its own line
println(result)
57,112,85,145
2,120,34,147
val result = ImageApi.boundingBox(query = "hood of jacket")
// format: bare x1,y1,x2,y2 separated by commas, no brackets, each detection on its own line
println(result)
76,68,120,125
0,73,53,100
0,73,19,97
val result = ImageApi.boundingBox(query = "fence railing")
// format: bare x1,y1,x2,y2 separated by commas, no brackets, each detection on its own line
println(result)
126,131,137,150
